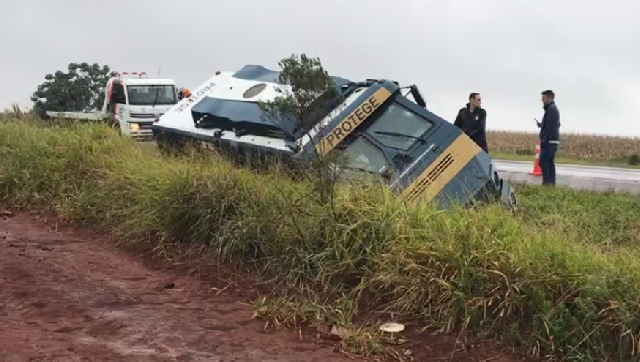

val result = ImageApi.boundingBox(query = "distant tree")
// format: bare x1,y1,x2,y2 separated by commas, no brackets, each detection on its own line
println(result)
30,62,116,117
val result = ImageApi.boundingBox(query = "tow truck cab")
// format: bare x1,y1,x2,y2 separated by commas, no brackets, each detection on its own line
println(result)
152,65,517,210
104,73,179,140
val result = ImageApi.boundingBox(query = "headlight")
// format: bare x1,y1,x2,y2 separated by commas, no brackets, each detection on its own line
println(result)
129,123,140,131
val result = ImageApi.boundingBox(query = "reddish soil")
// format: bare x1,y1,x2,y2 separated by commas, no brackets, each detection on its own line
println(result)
0,210,527,362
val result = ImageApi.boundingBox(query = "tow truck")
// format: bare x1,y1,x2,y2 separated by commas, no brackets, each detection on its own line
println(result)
152,65,518,210
46,72,181,141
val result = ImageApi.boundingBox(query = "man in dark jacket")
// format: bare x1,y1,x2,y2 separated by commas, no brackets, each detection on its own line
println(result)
454,93,488,153
536,90,561,186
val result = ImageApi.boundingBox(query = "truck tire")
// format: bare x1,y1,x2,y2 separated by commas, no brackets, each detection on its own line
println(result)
107,117,122,136
155,133,184,157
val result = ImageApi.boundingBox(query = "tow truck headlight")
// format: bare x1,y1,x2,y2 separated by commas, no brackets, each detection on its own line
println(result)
129,123,140,131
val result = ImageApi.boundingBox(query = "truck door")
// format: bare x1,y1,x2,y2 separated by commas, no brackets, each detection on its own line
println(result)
107,80,127,126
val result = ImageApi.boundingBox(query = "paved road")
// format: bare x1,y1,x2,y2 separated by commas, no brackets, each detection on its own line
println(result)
494,160,640,194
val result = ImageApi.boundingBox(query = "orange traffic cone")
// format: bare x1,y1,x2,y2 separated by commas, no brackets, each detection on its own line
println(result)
529,139,542,176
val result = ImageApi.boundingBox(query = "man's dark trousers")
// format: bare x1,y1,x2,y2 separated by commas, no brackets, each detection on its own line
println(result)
539,142,558,185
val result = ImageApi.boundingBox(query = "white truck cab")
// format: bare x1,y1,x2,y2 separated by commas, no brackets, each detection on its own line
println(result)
104,72,179,140
46,71,181,141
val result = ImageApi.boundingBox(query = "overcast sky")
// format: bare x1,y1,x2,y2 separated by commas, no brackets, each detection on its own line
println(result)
1,0,639,136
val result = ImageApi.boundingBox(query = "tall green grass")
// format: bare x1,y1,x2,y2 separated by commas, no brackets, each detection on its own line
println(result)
2,119,640,361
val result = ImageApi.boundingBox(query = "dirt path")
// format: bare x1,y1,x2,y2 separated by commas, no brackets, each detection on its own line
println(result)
0,211,524,362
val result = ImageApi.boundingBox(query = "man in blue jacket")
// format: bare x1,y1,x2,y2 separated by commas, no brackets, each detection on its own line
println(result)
536,90,561,186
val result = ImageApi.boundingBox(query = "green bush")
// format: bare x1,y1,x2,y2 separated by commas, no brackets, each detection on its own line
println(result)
2,119,640,361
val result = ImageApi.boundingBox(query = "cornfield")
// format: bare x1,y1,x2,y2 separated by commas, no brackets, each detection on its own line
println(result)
487,130,640,162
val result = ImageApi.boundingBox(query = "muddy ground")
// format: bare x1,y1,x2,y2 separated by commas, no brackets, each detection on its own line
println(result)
0,209,525,362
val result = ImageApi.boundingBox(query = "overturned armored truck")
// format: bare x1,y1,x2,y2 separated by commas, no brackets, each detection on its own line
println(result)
151,65,518,210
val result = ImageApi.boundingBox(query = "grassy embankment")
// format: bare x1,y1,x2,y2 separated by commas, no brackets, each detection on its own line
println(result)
2,117,640,361
487,130,640,168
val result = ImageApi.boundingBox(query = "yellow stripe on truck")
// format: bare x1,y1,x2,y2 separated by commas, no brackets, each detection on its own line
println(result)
401,134,482,204
315,87,392,156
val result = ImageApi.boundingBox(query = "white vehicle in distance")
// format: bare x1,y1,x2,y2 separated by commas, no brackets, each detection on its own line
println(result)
46,71,186,141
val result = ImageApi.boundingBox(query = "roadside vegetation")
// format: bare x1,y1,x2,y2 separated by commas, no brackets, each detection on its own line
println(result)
6,110,639,169
2,117,640,361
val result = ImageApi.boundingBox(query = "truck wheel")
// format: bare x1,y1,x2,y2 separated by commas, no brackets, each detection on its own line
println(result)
156,133,182,157
107,117,120,132
155,134,170,156
509,191,518,211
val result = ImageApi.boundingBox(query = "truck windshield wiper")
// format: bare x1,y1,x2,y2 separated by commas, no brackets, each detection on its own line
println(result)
152,86,161,108
373,131,426,144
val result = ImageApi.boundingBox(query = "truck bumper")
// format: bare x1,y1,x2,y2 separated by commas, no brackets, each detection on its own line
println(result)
128,130,155,141
125,121,155,141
